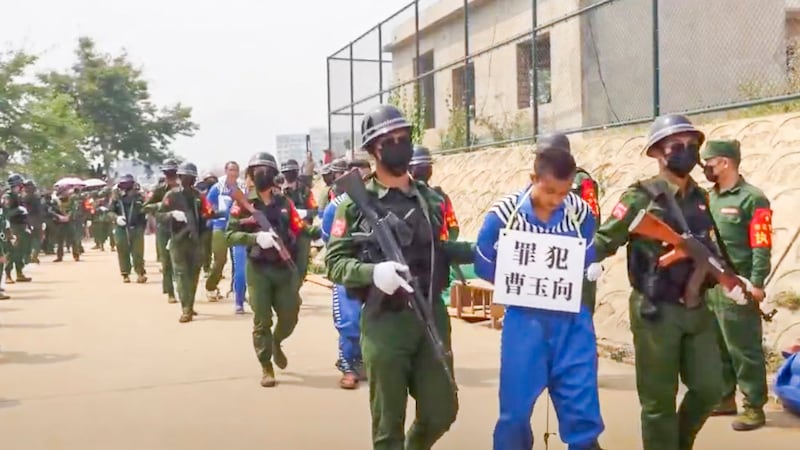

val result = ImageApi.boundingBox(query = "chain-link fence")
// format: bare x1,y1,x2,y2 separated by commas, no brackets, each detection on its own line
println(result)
327,0,800,155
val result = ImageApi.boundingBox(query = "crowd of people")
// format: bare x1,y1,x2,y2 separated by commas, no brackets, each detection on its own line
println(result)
2,103,798,450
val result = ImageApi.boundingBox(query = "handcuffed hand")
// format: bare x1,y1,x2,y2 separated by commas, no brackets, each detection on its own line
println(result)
372,261,413,295
255,231,278,249
586,262,603,282
116,216,127,227
170,210,187,222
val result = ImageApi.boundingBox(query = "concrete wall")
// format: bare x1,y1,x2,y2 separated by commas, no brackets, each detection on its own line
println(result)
389,0,583,147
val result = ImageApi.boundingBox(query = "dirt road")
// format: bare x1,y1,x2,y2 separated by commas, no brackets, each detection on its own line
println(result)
1,239,798,449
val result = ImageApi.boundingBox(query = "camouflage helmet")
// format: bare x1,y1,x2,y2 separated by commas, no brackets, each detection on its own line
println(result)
202,171,218,182
320,163,332,175
160,158,179,172
176,162,198,177
7,173,24,187
360,104,412,149
409,145,433,167
348,158,371,170
247,152,278,171
645,114,705,157
329,158,348,174
536,132,571,153
281,159,300,173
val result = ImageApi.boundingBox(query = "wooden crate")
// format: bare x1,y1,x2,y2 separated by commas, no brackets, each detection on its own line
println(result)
449,279,504,329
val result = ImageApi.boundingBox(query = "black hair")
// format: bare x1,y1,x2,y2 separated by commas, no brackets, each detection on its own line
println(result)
533,147,576,180
224,161,239,170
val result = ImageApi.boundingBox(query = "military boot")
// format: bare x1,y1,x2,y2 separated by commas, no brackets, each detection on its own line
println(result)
136,274,147,284
122,275,131,283
711,395,738,416
0,291,10,300
273,342,288,370
732,408,766,431
31,256,40,264
167,295,177,304
206,289,220,302
15,273,31,283
260,365,277,387
179,310,193,323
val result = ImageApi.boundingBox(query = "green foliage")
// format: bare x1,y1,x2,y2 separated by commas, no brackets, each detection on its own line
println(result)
438,94,474,150
387,83,425,145
474,110,532,146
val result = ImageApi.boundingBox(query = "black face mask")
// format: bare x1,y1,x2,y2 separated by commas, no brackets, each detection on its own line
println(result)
410,165,432,183
253,168,275,192
377,137,413,177
119,183,134,192
179,175,196,188
664,143,699,177
283,171,299,184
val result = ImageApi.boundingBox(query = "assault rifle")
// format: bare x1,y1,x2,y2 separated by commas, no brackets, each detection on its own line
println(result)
228,185,296,272
334,170,458,394
629,209,776,321
168,187,199,242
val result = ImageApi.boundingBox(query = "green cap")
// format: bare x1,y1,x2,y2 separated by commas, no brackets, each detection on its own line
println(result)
701,140,741,163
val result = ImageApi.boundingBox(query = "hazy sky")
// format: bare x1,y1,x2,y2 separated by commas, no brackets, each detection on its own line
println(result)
0,0,411,172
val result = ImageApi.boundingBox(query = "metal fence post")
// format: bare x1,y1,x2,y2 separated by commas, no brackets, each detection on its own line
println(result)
378,24,384,104
415,0,421,123
349,43,355,158
531,0,539,137
464,0,471,147
326,57,332,153
652,0,661,117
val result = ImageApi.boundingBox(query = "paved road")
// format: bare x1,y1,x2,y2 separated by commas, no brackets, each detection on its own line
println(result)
1,238,798,449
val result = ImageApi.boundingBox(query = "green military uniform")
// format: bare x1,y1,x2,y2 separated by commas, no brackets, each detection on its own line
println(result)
143,176,177,302
68,191,87,258
282,159,319,289
112,181,148,283
593,115,727,450
326,174,474,450
159,162,208,322
0,205,11,299
52,194,77,261
92,190,115,251
573,168,601,313
3,175,32,282
701,140,770,429
22,182,44,264
41,194,57,254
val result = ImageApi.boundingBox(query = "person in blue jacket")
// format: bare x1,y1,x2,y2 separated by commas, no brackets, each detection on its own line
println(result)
474,147,605,450
321,159,372,389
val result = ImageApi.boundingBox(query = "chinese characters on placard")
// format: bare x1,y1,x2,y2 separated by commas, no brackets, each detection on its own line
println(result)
504,242,575,302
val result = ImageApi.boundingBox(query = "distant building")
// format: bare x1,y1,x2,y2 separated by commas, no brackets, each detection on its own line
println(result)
111,158,157,186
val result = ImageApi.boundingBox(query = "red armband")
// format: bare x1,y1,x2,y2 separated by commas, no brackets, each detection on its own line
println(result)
287,201,304,235
749,208,772,248
580,179,600,218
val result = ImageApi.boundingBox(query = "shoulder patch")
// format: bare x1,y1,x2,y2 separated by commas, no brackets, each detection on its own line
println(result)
331,218,347,238
611,202,628,219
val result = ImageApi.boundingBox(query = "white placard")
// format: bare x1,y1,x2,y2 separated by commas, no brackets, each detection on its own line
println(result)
492,229,586,313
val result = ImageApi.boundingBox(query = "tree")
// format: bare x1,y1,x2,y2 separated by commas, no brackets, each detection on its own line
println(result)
42,37,198,176
0,51,39,157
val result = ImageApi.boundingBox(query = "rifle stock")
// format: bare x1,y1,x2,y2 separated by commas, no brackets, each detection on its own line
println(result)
334,170,458,394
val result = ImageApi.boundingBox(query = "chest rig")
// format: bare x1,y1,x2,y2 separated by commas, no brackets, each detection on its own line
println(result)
243,195,297,267
627,180,717,307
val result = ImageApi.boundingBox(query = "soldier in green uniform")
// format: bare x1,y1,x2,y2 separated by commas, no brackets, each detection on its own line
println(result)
112,174,148,284
143,159,180,303
196,172,217,278
68,187,88,259
700,140,771,431
52,189,76,262
325,105,474,450
92,188,114,251
226,152,311,387
159,162,211,323
316,159,349,220
41,191,57,255
535,133,603,313
3,174,32,283
281,158,320,302
0,198,11,300
22,180,45,264
593,115,748,450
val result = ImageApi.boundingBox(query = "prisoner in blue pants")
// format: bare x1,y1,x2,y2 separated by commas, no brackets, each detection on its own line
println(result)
232,245,247,312
322,193,364,381
475,182,604,450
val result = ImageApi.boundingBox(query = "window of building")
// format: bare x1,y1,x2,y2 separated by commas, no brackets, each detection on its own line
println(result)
452,62,475,113
787,13,800,84
516,34,552,109
413,50,436,129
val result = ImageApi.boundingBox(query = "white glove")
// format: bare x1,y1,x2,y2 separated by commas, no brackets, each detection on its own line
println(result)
586,262,603,282
723,284,748,305
170,210,187,222
372,261,414,295
86,220,92,228
296,208,308,219
4,220,9,229
18,206,28,215
255,231,278,250
42,223,46,231
116,216,127,226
